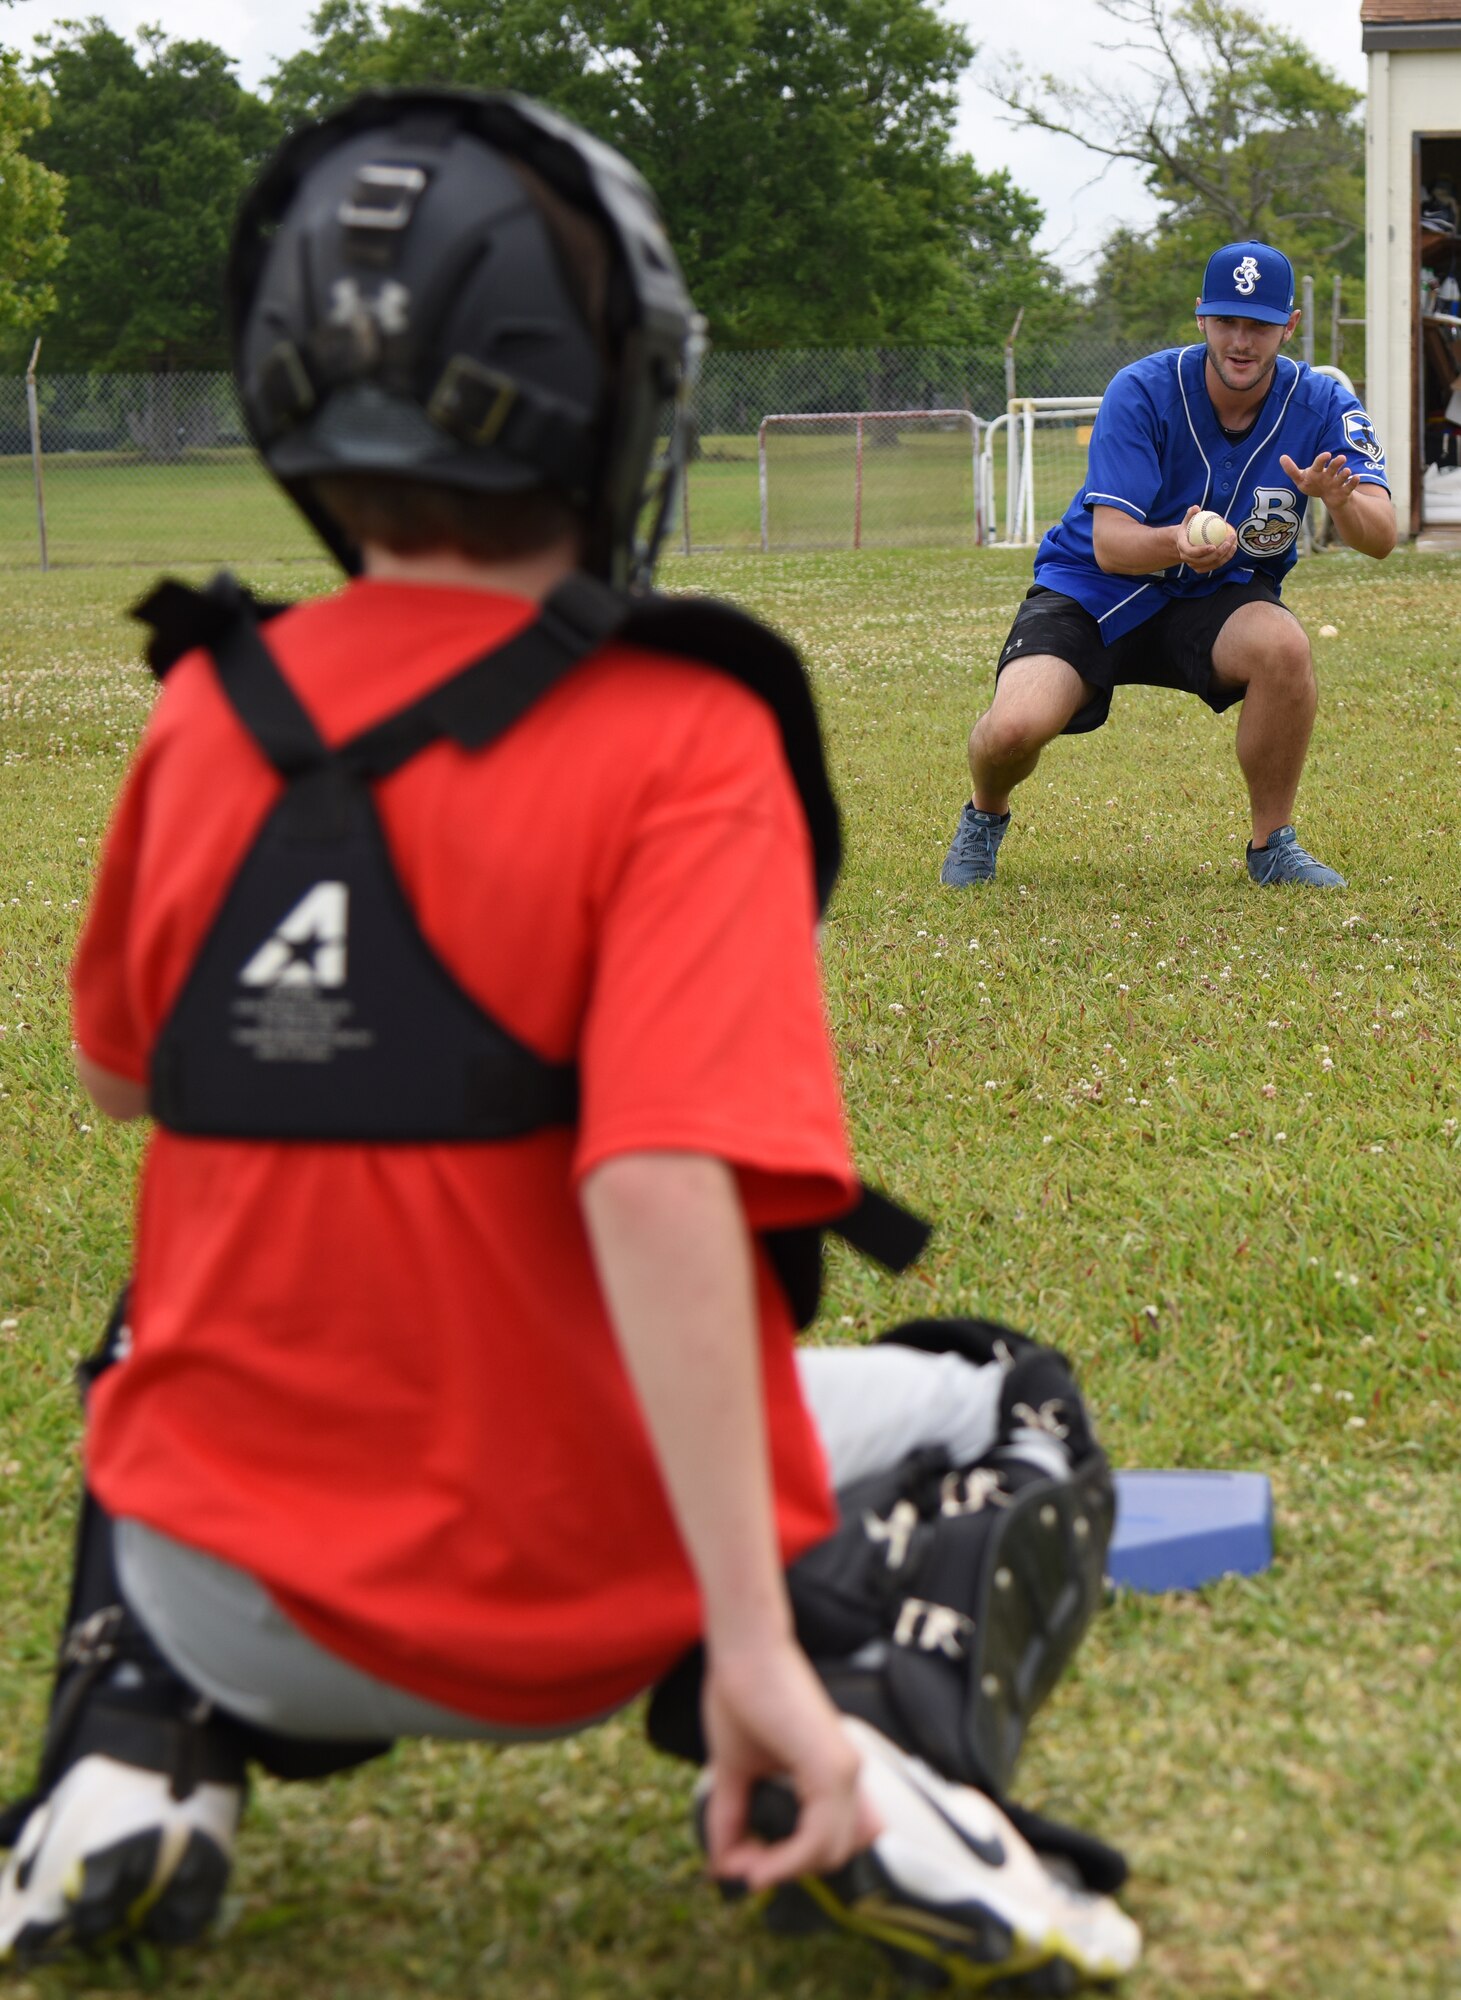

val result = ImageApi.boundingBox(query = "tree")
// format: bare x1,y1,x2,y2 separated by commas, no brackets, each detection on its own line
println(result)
269,0,1077,349
23,21,278,370
0,47,66,340
985,0,1364,342
957,167,1070,348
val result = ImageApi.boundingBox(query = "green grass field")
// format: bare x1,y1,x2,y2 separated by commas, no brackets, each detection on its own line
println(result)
1,542,1458,1999
1,426,1093,567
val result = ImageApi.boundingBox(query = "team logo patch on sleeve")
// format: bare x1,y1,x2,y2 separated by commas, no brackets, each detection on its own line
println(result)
1236,485,1300,557
1341,409,1384,466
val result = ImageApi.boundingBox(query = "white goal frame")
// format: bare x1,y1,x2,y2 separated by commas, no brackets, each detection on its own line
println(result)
980,397,1104,547
757,408,983,551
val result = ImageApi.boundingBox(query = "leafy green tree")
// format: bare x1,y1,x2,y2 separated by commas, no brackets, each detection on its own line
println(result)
986,0,1364,343
23,21,277,369
270,0,1077,348
0,46,66,340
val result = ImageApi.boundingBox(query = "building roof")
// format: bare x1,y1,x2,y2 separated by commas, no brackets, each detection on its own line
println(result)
1363,0,1461,47
1362,0,1460,18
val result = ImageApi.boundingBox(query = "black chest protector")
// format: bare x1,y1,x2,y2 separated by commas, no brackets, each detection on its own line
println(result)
135,570,928,1322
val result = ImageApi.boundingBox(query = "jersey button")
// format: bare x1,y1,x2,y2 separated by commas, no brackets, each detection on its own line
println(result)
1218,481,1232,494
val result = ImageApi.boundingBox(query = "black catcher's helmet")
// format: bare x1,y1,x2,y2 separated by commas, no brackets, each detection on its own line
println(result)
227,89,701,587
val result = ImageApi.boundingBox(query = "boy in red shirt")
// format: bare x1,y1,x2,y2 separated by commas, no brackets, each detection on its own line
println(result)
0,91,1138,1990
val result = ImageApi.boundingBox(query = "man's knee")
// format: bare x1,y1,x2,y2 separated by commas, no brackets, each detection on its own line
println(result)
1219,607,1314,697
973,664,1085,765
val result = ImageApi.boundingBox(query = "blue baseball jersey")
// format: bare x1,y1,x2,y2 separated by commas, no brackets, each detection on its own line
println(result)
1035,345,1389,642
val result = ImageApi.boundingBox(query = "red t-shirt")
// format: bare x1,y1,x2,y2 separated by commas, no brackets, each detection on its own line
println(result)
73,580,855,1724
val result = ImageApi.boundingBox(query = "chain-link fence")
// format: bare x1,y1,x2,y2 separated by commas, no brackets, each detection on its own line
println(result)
4,327,1364,569
0,371,317,572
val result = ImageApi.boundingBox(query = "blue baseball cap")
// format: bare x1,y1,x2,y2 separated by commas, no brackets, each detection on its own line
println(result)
1196,241,1295,325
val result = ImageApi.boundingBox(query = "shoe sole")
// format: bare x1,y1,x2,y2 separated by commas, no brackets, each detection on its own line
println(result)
761,1851,1096,1993
707,1784,1113,1995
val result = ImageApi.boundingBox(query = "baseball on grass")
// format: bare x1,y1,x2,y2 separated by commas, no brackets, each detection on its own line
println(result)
1188,510,1231,547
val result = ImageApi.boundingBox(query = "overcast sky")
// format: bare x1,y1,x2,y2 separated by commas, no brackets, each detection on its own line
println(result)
2,0,1371,279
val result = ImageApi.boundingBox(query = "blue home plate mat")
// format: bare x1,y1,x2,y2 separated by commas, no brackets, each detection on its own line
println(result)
1108,1471,1274,1592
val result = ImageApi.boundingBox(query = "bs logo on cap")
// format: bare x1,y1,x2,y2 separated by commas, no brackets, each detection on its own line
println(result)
1196,241,1296,326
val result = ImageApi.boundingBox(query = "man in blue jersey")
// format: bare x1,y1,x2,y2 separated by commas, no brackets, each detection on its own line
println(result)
942,240,1395,889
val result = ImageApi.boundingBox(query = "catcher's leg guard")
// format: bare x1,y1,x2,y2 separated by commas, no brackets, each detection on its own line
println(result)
1,1293,389,1964
0,1485,247,1966
647,1320,1111,1802
789,1322,1113,1802
666,1319,1139,1987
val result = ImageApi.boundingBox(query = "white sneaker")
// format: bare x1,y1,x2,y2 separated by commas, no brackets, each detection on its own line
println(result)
0,1754,241,1966
707,1716,1141,1992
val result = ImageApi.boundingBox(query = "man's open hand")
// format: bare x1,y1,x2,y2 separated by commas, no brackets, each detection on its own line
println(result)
1279,450,1362,510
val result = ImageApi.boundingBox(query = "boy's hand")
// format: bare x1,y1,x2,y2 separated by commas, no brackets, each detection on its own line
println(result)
699,1637,880,1890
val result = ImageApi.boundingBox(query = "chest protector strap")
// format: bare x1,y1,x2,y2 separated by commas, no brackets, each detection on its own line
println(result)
135,572,929,1315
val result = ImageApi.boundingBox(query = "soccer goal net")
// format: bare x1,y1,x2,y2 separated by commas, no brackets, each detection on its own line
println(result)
757,410,982,551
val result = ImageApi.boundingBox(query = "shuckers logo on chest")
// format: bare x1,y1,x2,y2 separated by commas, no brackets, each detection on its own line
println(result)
1234,485,1300,557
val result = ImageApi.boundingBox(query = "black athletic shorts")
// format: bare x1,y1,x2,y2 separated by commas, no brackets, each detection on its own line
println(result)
994,576,1290,735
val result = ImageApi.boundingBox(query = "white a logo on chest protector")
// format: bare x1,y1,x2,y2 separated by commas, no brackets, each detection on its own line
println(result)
1233,256,1260,296
1236,485,1300,557
239,882,349,989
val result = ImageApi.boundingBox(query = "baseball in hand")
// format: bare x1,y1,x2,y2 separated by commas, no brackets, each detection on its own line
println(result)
1188,510,1231,547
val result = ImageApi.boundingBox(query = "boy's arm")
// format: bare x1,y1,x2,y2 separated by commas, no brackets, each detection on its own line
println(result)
579,1149,879,1889
75,1048,149,1121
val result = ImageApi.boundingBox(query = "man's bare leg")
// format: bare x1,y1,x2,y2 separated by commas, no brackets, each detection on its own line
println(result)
1210,602,1317,843
942,657,1095,886
1210,602,1343,886
969,656,1096,813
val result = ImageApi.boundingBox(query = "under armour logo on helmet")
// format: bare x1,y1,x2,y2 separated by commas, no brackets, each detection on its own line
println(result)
329,277,411,337
1233,256,1260,297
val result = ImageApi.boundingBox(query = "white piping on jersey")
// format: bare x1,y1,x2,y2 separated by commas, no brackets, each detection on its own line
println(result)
1087,491,1148,517
1175,345,1214,505
1095,579,1155,626
1174,345,1215,578
1232,354,1301,503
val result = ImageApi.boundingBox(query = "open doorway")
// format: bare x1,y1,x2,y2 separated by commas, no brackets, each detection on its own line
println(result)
1418,134,1461,526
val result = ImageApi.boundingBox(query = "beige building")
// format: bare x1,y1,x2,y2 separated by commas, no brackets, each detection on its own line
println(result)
1364,0,1461,535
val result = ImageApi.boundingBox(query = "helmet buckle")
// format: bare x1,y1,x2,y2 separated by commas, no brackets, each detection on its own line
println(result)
339,162,430,262
426,356,519,447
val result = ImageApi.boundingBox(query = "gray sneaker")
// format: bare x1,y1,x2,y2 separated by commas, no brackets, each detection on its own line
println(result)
1246,825,1346,888
941,803,1010,886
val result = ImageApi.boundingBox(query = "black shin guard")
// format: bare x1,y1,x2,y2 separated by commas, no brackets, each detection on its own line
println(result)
649,1317,1111,1800
2,1292,390,1857
0,1489,248,1852
647,1315,1125,1893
